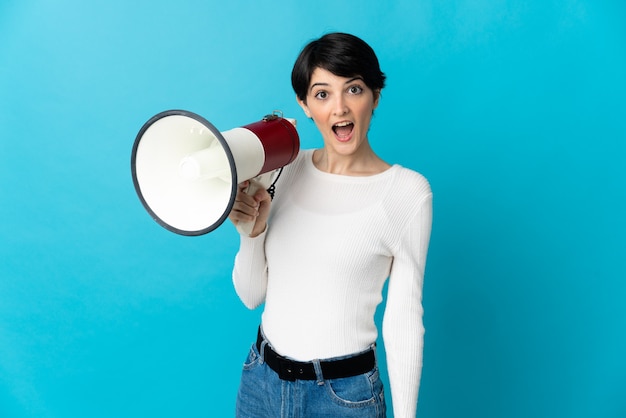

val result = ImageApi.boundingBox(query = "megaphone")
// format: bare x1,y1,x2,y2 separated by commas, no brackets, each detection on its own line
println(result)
131,109,299,236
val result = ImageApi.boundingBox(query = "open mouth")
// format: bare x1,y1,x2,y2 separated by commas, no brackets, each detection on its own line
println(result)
332,121,354,140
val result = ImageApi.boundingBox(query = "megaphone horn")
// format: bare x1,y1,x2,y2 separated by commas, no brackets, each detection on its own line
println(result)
131,110,299,236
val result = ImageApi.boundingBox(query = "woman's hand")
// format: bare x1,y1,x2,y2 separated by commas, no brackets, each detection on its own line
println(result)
228,180,272,237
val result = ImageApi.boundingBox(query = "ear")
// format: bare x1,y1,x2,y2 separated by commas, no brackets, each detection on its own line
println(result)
296,95,312,118
373,89,381,109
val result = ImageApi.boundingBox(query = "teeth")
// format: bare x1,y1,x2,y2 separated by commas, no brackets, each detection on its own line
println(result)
334,121,353,127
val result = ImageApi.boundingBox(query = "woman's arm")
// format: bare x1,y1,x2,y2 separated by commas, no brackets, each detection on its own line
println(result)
230,181,273,309
232,231,269,309
382,192,433,417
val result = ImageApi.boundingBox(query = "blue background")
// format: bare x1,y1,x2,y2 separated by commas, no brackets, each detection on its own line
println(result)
1,0,625,417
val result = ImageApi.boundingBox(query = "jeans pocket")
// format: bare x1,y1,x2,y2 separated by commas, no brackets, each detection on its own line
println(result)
242,344,261,371
326,368,382,407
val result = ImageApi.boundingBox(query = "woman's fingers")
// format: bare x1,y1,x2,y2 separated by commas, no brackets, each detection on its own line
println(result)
229,182,259,224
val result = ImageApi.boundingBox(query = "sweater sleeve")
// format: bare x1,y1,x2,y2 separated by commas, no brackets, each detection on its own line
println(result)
382,192,433,417
232,230,269,310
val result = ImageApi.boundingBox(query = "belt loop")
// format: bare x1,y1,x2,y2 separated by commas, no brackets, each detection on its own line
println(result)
312,359,324,385
259,326,268,364
259,340,267,364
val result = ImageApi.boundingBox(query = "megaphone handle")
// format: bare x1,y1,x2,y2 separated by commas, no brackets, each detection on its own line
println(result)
236,171,277,236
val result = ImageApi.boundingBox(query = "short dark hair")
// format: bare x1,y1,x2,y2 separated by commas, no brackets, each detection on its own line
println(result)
291,32,386,102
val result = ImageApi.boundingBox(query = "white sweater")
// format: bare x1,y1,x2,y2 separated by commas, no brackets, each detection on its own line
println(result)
233,149,433,417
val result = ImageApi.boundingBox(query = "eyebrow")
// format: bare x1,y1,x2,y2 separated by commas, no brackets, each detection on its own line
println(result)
309,76,364,92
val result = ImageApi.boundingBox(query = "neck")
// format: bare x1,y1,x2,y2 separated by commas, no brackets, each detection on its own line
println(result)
312,145,390,176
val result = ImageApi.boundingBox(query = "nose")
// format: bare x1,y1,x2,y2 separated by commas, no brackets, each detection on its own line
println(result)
332,95,348,116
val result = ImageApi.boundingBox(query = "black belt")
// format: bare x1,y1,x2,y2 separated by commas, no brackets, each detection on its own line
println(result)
256,328,376,382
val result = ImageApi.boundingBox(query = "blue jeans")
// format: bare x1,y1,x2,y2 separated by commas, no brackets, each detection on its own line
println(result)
235,342,386,417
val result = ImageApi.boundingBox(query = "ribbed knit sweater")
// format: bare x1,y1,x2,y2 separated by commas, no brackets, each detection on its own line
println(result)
233,149,432,417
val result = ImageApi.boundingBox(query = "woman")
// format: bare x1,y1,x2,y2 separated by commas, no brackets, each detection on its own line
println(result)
229,32,432,418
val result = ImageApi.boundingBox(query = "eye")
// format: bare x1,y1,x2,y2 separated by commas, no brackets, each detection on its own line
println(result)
314,90,328,100
348,85,363,95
